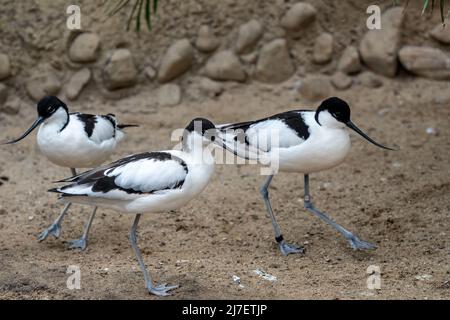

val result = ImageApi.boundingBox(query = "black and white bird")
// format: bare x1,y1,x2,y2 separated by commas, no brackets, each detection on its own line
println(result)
2,95,136,250
218,97,396,255
49,118,220,296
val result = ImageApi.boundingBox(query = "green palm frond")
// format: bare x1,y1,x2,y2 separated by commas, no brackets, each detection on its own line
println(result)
109,0,159,32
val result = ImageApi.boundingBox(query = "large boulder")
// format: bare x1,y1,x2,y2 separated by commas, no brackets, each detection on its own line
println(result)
254,39,295,83
103,49,138,90
66,68,91,100
158,39,194,83
359,7,404,77
204,50,246,82
235,19,263,54
313,33,334,64
429,21,450,44
195,25,220,53
280,2,317,32
398,46,450,80
68,33,101,63
25,65,61,101
338,46,361,74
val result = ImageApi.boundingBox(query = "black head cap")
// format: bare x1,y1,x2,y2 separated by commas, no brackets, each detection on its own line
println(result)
315,97,351,125
37,96,68,118
184,118,216,134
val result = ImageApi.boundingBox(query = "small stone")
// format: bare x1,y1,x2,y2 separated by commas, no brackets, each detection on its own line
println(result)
0,53,11,80
204,50,246,82
280,2,317,32
415,274,433,281
398,46,450,80
313,33,334,64
254,39,294,83
357,71,383,88
338,46,361,74
145,66,157,79
157,84,181,106
426,127,437,135
68,33,101,63
158,39,194,83
198,77,223,97
66,68,91,100
331,72,352,90
298,75,332,102
28,216,34,221
235,19,263,54
0,83,7,104
195,25,220,53
103,49,138,90
25,65,61,101
359,7,404,77
429,21,450,44
240,52,258,64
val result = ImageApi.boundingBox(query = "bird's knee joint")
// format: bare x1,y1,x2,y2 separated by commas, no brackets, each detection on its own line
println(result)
260,186,269,197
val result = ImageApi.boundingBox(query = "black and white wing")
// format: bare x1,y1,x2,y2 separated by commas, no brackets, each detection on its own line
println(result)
50,152,188,200
218,110,314,159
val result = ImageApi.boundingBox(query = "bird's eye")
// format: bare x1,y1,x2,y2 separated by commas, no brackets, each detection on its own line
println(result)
210,135,216,142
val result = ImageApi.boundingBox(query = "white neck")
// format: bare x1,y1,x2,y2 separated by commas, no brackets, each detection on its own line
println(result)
317,110,345,129
43,108,69,131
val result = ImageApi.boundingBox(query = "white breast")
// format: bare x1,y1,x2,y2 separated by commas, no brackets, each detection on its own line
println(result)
37,114,121,168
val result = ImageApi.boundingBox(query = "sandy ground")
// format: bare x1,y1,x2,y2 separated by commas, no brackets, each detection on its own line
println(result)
0,0,449,300
0,76,449,300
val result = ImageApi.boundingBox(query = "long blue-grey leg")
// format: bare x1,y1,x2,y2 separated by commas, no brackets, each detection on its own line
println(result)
260,175,305,256
38,168,77,241
303,174,376,250
129,214,178,296
66,206,97,251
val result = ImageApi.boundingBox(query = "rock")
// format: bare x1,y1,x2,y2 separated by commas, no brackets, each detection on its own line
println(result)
338,46,361,74
195,25,220,53
359,7,403,77
357,71,383,88
68,33,101,63
313,33,334,64
25,65,61,101
254,39,294,83
429,21,450,44
0,97,21,115
241,52,258,64
66,68,91,100
204,50,246,82
145,66,157,79
0,53,11,80
0,83,7,104
157,84,181,106
103,49,138,90
398,46,450,80
298,75,332,101
158,39,194,83
280,2,317,32
331,72,352,90
235,19,263,54
198,77,223,97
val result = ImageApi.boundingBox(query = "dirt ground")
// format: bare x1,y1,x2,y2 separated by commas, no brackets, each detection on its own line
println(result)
0,0,449,300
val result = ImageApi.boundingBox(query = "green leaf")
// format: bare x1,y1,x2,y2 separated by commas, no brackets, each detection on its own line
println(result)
110,0,130,16
136,0,144,32
421,0,430,15
127,0,139,31
145,0,151,30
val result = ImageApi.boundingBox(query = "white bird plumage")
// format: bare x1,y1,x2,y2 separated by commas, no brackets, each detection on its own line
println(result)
217,97,395,255
50,118,219,296
2,95,136,250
